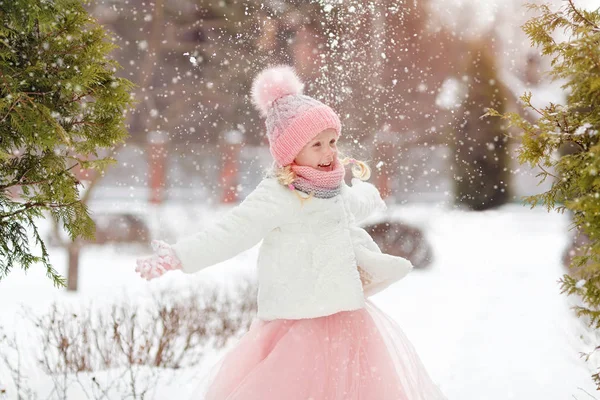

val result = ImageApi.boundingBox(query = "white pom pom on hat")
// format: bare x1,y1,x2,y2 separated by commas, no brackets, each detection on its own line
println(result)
251,65,304,117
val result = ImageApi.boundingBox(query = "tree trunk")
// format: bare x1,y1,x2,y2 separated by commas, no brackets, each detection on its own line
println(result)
66,241,81,291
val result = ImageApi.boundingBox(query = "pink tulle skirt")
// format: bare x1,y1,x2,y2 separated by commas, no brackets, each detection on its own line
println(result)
195,300,447,400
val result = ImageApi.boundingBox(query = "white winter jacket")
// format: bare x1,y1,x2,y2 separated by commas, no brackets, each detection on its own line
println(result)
172,177,413,320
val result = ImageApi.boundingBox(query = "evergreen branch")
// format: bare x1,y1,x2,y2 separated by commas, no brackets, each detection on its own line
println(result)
21,91,54,96
0,200,80,221
563,113,571,135
3,165,35,189
69,91,92,104
560,113,586,151
23,95,71,145
0,163,80,190
0,23,19,36
11,101,26,122
51,44,89,57
526,100,544,117
41,25,70,42
0,95,22,123
567,0,600,31
537,162,559,179
27,215,66,288
0,69,11,91
71,120,101,127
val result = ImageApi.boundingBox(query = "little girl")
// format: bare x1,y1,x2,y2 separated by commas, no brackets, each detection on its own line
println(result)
136,65,447,400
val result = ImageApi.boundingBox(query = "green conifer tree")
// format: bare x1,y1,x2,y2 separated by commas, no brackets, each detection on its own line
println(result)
487,1,600,386
0,0,134,287
453,39,511,210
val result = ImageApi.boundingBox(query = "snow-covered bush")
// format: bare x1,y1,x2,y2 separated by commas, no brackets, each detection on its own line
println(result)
0,280,257,399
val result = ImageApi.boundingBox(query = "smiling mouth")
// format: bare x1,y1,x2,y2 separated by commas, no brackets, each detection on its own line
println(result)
317,161,333,170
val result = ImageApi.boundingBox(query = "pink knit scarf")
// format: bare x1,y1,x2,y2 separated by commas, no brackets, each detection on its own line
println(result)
289,159,346,199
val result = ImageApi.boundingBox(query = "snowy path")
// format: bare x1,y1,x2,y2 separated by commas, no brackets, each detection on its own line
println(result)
373,204,598,399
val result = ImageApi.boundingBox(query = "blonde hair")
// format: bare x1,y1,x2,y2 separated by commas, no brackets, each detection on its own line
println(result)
273,154,372,188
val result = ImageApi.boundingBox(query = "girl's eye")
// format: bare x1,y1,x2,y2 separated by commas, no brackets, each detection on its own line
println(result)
330,139,336,145
313,142,321,147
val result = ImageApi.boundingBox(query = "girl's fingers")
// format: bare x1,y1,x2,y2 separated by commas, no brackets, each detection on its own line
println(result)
136,246,179,280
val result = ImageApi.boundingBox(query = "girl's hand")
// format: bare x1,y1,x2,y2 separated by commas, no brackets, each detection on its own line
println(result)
358,266,374,287
135,240,182,281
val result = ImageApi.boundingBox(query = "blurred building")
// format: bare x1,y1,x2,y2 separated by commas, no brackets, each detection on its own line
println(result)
89,0,558,206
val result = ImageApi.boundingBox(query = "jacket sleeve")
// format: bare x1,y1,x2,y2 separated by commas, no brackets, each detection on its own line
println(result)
171,179,289,274
342,178,387,224
351,226,413,297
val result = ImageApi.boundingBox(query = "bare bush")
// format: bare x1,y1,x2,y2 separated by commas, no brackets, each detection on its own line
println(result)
1,279,258,399
0,326,37,400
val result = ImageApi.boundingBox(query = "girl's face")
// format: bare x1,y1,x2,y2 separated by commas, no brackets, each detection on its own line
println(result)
293,129,338,172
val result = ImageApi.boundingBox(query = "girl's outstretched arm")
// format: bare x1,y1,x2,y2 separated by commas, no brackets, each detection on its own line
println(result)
342,178,387,224
171,179,289,274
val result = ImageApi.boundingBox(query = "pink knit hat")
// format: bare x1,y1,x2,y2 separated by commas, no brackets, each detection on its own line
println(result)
251,65,341,167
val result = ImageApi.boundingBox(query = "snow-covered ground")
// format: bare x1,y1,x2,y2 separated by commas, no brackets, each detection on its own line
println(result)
0,201,598,399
